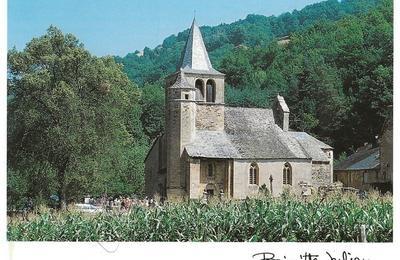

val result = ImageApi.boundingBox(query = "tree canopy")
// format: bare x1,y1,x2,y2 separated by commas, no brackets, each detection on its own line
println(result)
8,26,148,208
220,0,393,153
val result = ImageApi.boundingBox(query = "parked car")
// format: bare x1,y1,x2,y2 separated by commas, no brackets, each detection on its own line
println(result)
74,203,103,213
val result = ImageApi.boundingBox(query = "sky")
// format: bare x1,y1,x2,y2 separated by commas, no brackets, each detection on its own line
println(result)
8,0,323,57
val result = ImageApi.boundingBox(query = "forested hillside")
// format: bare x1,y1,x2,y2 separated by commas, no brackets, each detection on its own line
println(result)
115,0,381,85
223,0,393,154
120,0,392,156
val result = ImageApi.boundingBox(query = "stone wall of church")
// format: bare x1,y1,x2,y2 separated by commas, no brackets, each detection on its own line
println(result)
187,157,201,199
311,162,332,187
184,158,335,199
232,159,312,199
195,104,224,130
144,137,167,198
165,94,196,199
187,158,228,199
165,101,182,195
180,102,196,147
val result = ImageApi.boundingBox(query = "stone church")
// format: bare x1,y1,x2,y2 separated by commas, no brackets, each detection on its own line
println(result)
144,19,333,200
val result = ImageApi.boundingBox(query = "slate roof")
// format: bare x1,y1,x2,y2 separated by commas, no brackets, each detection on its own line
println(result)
289,132,332,162
334,147,380,171
179,18,223,75
170,73,195,89
185,131,240,159
185,107,332,161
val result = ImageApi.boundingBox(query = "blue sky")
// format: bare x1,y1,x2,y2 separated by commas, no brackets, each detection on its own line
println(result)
8,0,323,57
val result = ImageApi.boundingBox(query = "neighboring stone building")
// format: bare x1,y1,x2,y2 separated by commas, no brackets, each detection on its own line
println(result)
144,19,333,201
334,144,381,191
334,140,392,193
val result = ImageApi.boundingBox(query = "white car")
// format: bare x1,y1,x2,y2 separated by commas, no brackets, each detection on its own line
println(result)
75,203,103,213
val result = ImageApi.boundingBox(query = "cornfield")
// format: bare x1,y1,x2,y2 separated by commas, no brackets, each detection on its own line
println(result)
7,193,392,242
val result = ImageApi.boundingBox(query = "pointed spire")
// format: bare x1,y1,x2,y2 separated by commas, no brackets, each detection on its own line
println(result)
179,18,215,72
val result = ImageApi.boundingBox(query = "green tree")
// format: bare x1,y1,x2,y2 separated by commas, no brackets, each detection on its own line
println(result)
140,82,165,141
8,26,145,208
219,48,253,87
229,27,246,46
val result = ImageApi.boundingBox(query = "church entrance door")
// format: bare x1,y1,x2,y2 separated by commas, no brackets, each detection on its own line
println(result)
205,183,216,198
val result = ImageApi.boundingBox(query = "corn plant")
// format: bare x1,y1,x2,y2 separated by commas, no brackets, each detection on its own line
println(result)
7,193,393,242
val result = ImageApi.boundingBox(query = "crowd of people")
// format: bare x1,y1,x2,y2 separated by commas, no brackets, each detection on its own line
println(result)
86,195,160,211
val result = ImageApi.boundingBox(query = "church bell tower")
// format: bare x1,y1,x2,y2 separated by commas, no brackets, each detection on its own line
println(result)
165,18,225,200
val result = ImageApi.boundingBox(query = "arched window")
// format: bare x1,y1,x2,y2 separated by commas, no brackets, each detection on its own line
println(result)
206,79,216,102
283,163,292,185
195,79,204,101
249,163,259,185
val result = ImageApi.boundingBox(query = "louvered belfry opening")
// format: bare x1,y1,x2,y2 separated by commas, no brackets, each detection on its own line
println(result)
195,79,204,101
206,79,216,102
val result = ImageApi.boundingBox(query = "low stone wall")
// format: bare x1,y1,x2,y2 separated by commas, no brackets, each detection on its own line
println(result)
311,162,332,187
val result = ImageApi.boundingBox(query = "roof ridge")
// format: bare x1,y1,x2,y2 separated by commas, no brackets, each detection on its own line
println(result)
225,106,273,111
